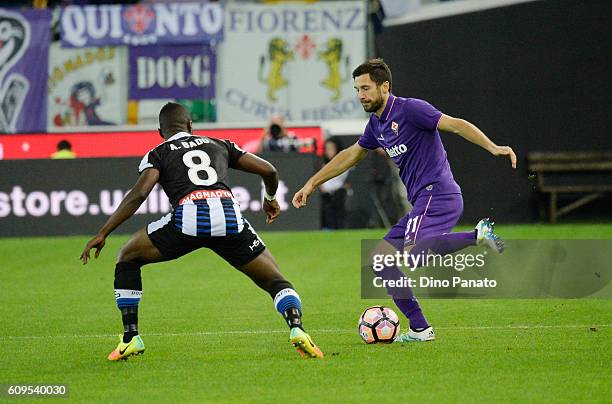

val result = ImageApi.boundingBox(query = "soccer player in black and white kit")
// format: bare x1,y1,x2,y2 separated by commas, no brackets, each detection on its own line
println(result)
80,103,323,360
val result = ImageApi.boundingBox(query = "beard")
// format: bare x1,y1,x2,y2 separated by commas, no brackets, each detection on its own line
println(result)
361,89,384,113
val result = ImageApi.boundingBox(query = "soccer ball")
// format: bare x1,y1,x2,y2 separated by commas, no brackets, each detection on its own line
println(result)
358,306,400,344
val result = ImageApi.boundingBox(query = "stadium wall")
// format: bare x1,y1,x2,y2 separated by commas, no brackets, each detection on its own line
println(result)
0,154,319,237
375,0,611,223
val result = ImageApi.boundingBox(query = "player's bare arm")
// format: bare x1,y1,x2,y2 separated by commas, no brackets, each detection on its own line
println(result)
80,168,160,264
437,114,517,169
292,142,368,208
234,152,280,224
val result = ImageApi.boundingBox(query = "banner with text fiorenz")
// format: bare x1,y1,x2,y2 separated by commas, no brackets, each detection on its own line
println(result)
0,9,50,133
218,1,366,122
48,44,127,128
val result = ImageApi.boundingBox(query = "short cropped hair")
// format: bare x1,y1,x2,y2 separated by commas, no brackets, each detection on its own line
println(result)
352,58,392,91
158,102,191,131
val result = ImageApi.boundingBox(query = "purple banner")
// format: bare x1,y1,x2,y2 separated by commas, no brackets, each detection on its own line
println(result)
129,45,216,100
0,9,50,133
60,3,223,48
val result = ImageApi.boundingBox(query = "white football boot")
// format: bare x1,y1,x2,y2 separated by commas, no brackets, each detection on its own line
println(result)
394,326,436,343
475,218,505,253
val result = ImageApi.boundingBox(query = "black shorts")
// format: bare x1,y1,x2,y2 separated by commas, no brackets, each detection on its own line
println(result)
146,213,266,267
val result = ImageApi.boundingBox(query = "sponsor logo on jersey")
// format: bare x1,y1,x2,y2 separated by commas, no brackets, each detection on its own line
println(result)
179,189,234,205
384,144,407,158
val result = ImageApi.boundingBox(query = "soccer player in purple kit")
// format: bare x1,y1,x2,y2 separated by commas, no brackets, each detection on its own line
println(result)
293,59,516,342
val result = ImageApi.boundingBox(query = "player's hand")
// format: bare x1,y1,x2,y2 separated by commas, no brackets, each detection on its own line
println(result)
492,145,517,169
80,234,106,265
292,183,315,208
263,199,280,224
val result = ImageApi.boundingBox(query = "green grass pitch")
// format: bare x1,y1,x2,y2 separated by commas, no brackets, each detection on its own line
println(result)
1,224,611,402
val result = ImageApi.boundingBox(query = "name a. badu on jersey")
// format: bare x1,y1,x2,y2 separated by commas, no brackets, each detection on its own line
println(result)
169,137,210,150
384,144,407,158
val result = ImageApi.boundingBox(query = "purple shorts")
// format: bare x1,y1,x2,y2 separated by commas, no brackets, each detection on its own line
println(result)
384,193,463,250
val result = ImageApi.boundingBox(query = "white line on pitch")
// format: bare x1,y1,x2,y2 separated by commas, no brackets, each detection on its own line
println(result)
0,324,610,341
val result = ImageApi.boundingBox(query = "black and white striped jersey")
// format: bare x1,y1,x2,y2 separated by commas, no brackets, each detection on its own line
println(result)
140,132,248,238
138,132,245,209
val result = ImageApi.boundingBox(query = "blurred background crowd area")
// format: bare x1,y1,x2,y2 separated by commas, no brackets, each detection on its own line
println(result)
0,0,609,235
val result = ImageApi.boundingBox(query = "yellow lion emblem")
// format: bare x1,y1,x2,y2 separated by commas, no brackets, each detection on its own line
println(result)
259,37,294,102
318,38,349,102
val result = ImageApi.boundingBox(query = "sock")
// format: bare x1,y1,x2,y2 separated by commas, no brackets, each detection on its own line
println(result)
283,307,303,330
393,297,429,330
378,265,429,329
270,280,303,330
114,262,142,343
413,231,477,257
392,232,476,329
121,307,139,343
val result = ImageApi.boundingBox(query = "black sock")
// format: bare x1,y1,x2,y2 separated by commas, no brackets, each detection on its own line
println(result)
121,306,138,343
269,280,305,331
283,307,304,330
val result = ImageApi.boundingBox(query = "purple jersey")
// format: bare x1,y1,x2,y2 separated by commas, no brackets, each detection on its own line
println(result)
358,95,461,203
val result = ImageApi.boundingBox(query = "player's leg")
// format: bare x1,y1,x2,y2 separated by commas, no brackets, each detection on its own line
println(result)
107,226,168,361
392,194,503,342
371,237,432,333
406,193,503,255
238,248,302,329
377,195,505,342
209,220,323,358
404,195,503,259
377,194,468,341
237,248,323,358
378,200,433,335
387,240,436,342
403,194,473,255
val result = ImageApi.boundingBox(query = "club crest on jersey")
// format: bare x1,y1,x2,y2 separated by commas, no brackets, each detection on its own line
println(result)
391,121,399,135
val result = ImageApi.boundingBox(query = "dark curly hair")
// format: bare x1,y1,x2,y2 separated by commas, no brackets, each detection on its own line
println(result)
352,58,392,91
